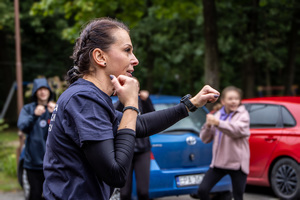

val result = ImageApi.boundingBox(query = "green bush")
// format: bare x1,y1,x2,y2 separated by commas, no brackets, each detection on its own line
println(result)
0,119,9,132
1,154,17,177
0,142,17,177
0,130,20,191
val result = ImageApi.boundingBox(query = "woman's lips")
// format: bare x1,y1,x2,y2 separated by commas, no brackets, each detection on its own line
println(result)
127,71,133,77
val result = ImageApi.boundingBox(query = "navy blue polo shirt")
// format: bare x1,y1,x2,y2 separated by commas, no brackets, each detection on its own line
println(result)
43,78,122,200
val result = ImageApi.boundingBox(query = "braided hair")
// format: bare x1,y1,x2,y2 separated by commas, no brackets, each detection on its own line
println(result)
66,17,130,85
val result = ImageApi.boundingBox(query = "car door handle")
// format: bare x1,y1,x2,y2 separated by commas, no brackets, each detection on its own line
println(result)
264,137,277,142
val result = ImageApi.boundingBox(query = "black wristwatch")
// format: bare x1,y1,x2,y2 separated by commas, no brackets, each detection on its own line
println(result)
180,94,198,112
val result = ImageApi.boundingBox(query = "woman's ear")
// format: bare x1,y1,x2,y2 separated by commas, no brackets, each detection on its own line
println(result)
92,48,106,67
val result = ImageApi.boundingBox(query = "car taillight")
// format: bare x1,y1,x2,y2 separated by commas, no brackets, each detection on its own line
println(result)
150,151,155,160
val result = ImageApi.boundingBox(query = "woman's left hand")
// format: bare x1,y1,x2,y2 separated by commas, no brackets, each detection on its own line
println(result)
190,85,220,108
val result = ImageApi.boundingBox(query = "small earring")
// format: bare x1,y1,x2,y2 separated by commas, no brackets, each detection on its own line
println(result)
104,62,106,66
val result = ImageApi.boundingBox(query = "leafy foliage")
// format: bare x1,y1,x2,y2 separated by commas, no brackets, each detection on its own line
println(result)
0,119,9,132
1,0,299,107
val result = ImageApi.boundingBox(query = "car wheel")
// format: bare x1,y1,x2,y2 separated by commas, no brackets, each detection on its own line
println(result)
270,158,300,200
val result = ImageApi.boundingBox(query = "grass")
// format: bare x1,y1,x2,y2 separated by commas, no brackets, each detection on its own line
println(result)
0,128,22,192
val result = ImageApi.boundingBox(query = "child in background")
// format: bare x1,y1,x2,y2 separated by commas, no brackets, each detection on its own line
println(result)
198,86,250,200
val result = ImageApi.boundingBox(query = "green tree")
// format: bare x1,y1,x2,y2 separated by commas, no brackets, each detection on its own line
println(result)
1,0,300,124
31,0,206,95
0,0,73,123
216,0,299,97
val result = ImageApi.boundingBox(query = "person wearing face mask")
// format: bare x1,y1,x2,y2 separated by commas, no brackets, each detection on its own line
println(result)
17,77,55,200
197,86,250,200
42,17,220,200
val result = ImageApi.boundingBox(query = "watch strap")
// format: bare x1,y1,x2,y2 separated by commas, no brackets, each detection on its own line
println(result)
123,106,141,115
180,94,198,112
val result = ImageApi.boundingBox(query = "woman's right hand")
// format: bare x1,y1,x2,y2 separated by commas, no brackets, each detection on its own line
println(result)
110,75,139,108
190,85,220,108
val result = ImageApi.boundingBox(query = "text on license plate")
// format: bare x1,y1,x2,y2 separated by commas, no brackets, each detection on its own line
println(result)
176,174,204,187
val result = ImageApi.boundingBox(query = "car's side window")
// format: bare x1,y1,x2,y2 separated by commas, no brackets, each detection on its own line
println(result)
246,104,280,128
281,106,296,127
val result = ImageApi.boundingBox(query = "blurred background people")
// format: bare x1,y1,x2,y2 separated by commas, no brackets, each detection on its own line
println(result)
197,86,250,200
209,103,222,114
115,90,155,200
17,78,55,200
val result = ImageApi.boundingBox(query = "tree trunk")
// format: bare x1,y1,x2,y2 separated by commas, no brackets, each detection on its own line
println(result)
242,0,259,98
243,58,256,98
284,3,299,95
202,0,219,91
265,68,272,97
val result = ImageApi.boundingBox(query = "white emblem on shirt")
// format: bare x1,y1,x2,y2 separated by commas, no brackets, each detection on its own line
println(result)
51,114,56,122
54,104,58,112
39,119,47,128
48,124,53,132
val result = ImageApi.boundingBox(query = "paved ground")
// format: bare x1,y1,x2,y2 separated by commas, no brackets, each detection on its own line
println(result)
0,191,23,200
0,186,280,200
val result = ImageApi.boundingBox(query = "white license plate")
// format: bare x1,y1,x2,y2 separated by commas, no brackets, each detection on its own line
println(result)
176,174,204,187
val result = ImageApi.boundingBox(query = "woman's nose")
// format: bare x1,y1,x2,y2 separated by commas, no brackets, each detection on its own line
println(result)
131,54,139,66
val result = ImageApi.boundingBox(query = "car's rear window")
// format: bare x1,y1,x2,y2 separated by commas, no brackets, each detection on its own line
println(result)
282,106,296,127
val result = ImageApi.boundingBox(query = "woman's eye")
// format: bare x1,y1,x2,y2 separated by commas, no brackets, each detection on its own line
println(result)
125,48,131,52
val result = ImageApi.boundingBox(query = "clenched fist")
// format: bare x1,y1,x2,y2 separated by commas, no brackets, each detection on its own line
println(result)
34,105,46,116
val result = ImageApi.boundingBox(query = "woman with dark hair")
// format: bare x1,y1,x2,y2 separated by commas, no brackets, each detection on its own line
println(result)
197,86,250,200
43,17,220,200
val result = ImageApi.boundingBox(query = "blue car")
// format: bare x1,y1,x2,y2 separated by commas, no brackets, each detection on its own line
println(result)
110,95,232,200
18,95,232,199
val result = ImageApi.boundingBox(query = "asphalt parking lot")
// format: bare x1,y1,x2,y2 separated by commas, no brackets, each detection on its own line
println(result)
0,185,279,200
156,185,279,200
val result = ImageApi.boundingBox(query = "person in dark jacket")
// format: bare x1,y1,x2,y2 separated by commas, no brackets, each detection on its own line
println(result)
17,77,55,200
115,90,155,200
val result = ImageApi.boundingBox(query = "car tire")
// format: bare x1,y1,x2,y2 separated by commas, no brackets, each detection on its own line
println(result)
270,158,300,200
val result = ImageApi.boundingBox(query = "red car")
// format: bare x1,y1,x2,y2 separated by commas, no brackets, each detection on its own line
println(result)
242,96,300,200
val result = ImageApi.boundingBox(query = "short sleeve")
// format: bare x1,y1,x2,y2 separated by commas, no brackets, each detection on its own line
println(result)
64,92,115,147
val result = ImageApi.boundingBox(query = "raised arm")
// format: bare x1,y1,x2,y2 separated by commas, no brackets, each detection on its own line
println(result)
135,103,188,137
136,85,220,137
